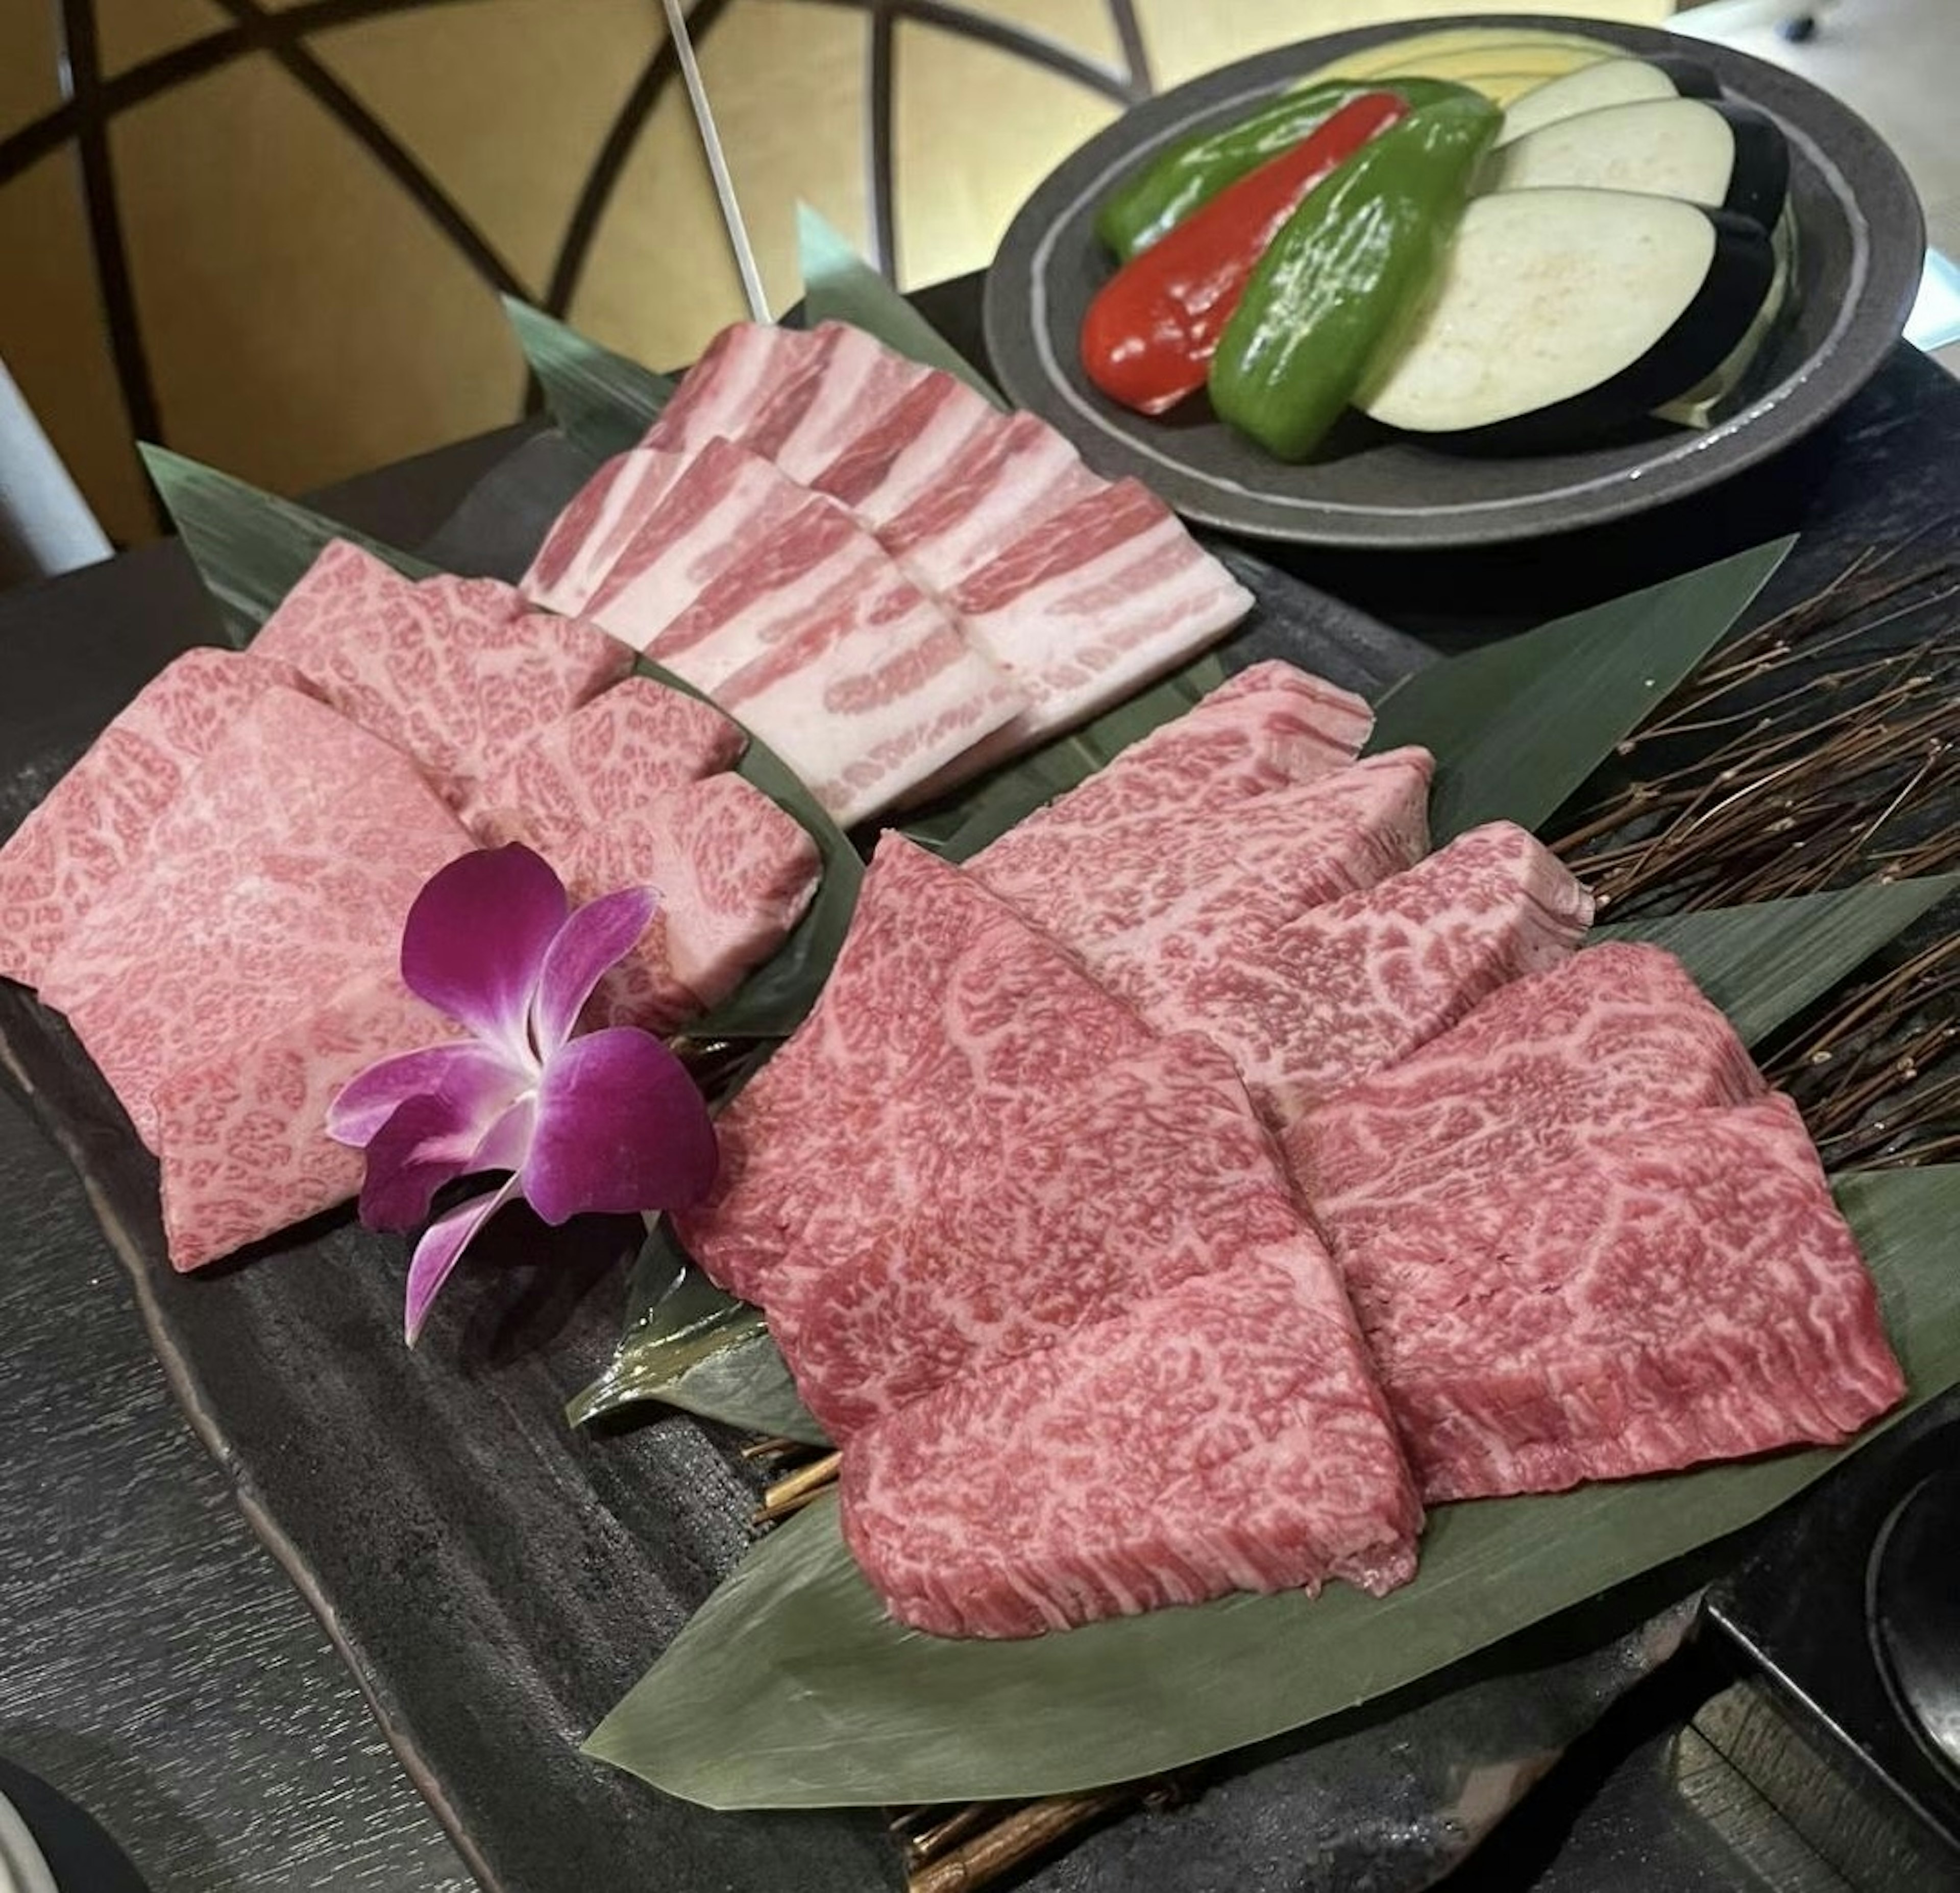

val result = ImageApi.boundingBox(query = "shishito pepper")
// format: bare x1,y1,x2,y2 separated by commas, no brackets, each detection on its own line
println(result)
1095,76,1469,261
1081,92,1410,417
1208,94,1502,463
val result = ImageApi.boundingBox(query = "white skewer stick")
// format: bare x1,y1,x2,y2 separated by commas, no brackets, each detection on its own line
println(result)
660,0,772,325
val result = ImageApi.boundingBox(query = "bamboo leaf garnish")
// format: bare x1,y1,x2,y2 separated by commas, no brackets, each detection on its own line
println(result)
1603,877,1959,1047
1370,537,1795,842
586,1164,1960,1811
797,202,1007,405
141,445,435,647
500,297,674,465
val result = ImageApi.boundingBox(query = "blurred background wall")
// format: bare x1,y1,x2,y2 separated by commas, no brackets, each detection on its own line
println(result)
0,0,1676,546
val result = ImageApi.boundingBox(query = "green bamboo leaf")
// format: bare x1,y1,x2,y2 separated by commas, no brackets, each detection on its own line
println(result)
797,203,1006,405
501,297,674,463
586,1165,1960,1811
568,1223,825,1444
141,444,434,646
1603,877,1958,1046
908,651,1230,858
1369,537,1795,842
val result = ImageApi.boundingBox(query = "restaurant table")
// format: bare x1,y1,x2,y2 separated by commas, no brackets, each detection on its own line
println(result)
2,277,1956,1892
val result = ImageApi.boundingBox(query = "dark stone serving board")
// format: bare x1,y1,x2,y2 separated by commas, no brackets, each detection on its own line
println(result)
5,312,1958,1891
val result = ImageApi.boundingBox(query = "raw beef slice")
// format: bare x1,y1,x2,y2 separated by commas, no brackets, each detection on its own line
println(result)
470,675,745,852
0,647,315,989
673,832,1156,1306
154,970,460,1270
255,539,631,808
1324,1096,1905,1501
770,1033,1313,1438
1286,942,1767,1212
842,1249,1422,1638
1140,820,1593,1130
39,687,473,1148
558,773,822,1034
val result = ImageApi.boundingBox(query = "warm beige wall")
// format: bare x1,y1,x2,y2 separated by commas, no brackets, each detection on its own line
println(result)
0,0,1672,545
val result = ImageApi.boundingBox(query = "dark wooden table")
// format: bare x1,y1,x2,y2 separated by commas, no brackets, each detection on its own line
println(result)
2,314,1956,1891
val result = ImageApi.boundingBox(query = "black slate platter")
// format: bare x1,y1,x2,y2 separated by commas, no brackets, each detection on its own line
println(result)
0,436,1732,1893
984,13,1925,548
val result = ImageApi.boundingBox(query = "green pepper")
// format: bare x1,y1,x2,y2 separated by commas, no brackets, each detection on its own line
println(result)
1207,94,1501,463
1095,77,1473,261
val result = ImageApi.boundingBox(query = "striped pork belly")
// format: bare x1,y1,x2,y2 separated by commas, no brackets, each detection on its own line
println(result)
930,479,1255,780
765,323,942,482
647,488,1025,827
1285,941,1767,1215
639,322,830,460
1324,1096,1904,1501
521,449,689,617
974,748,1433,999
254,540,632,811
804,369,1000,523
38,687,472,1154
1129,821,1594,1131
841,1246,1421,1638
0,647,315,989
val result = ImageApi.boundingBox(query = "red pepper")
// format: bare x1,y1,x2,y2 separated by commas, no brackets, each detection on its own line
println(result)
1080,91,1410,417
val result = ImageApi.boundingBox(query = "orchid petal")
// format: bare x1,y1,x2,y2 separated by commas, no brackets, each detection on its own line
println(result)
401,845,567,1057
328,1041,527,1148
531,885,658,1053
359,1093,491,1232
404,1175,522,1345
471,1095,538,1174
522,1028,718,1225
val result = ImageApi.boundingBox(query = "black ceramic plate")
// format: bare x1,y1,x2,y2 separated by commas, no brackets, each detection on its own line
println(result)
984,13,1925,548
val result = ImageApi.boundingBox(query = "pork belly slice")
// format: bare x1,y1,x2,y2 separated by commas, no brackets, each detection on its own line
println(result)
841,1248,1422,1639
640,321,831,460
521,448,689,616
673,833,1155,1305
1327,1096,1905,1502
40,688,473,1148
1140,821,1593,1132
649,491,1026,828
772,1033,1315,1439
925,480,1256,784
805,369,999,523
469,676,745,852
154,970,461,1271
976,748,1432,993
579,438,826,654
254,540,632,809
876,410,1105,596
1287,942,1766,1214
766,322,943,482
0,647,315,989
551,774,822,1035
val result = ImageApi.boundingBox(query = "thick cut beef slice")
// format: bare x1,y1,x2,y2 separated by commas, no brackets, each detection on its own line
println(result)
154,970,460,1271
1327,1096,1905,1501
1142,820,1592,1130
254,539,631,808
0,647,314,988
841,1248,1422,1638
979,749,1433,1009
673,833,1154,1305
40,687,472,1147
1287,942,1766,1212
470,675,745,852
773,1033,1320,1440
555,774,821,1033
521,449,690,617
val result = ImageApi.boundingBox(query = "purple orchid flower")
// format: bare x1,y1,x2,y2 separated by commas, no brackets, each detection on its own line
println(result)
327,844,718,1344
